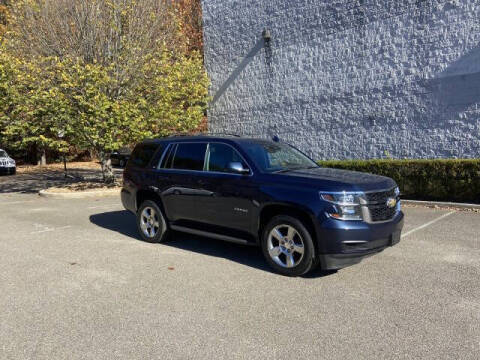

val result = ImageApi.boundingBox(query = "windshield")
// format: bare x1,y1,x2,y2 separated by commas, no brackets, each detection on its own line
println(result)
244,141,318,173
0,150,7,158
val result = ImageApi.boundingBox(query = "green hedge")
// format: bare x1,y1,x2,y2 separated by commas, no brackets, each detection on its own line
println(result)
318,159,480,203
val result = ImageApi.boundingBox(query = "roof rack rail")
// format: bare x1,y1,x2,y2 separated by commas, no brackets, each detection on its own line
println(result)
165,132,242,138
205,132,241,137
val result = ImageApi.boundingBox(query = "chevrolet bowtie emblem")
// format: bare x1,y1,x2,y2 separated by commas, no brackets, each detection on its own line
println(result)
386,197,397,208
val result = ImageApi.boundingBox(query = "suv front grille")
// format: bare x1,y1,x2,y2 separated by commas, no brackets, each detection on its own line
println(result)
365,188,398,222
365,188,396,204
368,203,397,222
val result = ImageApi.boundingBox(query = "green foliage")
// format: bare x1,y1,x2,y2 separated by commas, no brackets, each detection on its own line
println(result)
136,50,209,137
0,54,71,153
0,48,209,160
318,159,480,203
0,0,210,182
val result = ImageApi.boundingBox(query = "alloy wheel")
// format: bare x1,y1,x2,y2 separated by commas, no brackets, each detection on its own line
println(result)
140,206,160,238
267,224,305,268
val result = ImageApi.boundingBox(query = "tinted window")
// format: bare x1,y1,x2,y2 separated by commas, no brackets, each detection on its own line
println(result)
129,143,160,168
171,143,207,171
159,144,175,169
207,143,248,173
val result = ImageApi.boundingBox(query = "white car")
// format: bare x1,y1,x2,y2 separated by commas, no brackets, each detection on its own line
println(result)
0,149,16,175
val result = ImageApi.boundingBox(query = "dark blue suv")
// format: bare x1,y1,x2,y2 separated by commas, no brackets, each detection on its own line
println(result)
121,135,404,276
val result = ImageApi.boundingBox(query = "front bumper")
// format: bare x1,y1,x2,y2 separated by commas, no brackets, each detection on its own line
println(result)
0,167,16,175
317,211,404,270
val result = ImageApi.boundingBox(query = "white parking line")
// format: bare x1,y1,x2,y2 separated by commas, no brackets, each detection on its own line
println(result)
30,225,72,234
87,205,121,210
0,200,36,206
402,211,455,238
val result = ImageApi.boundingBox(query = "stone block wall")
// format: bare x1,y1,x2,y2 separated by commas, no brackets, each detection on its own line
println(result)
201,0,480,159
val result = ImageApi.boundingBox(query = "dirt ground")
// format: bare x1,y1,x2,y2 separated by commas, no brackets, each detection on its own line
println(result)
0,162,123,194
16,161,103,174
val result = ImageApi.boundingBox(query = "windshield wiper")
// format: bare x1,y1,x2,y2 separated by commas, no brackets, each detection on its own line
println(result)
273,166,305,173
274,165,319,173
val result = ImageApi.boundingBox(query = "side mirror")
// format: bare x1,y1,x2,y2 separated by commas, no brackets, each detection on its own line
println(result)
228,162,250,175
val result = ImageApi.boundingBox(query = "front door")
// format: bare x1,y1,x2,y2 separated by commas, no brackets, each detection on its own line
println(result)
194,142,255,235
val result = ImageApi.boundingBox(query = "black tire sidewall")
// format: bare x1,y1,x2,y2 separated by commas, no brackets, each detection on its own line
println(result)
136,200,168,243
261,215,315,276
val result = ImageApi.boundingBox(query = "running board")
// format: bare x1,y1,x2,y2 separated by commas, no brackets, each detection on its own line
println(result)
170,225,253,245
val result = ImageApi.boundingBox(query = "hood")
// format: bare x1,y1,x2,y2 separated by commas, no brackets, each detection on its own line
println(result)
274,167,396,192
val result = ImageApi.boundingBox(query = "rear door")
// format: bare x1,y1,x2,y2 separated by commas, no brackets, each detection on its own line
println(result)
158,142,208,224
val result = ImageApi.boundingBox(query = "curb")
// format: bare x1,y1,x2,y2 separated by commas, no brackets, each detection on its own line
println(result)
38,188,120,199
402,199,480,210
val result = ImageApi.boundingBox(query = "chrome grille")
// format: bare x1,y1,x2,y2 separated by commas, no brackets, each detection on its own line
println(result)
365,188,396,204
365,188,399,222
368,203,397,222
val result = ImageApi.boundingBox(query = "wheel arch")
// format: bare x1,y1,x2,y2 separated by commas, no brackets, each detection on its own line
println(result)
136,189,165,213
258,203,318,248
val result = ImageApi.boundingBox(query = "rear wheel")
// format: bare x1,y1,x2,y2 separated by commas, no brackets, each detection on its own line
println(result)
261,215,316,276
119,159,126,167
136,200,169,243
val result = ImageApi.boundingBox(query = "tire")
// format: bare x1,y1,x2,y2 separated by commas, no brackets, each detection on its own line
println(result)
261,215,316,276
119,159,125,168
136,200,169,243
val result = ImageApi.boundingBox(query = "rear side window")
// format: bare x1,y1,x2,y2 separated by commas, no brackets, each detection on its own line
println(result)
159,144,175,169
129,143,160,168
171,143,207,171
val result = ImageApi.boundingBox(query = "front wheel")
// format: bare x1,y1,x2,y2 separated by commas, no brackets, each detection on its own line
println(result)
261,215,316,276
136,200,169,243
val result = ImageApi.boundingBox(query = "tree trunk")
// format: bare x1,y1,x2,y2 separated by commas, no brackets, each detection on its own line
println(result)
99,152,115,184
63,156,67,178
37,148,46,166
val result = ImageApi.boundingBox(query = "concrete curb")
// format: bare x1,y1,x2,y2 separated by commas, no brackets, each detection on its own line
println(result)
403,199,480,210
38,188,120,199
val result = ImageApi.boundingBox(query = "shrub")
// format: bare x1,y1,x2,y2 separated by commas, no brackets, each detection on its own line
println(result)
318,159,480,203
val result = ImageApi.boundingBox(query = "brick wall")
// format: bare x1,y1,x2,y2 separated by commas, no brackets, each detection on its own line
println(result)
201,0,480,160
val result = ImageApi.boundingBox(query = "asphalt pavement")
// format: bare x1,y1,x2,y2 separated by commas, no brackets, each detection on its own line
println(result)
0,193,478,359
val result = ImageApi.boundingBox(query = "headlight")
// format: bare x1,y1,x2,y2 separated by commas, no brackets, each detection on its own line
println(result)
394,186,400,197
320,191,364,221
394,186,401,211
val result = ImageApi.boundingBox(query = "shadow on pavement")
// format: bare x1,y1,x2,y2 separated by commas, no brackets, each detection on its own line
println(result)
89,210,337,278
89,210,141,240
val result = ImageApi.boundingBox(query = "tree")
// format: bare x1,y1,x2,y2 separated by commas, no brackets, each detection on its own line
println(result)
8,0,183,91
0,53,72,165
0,0,9,38
175,0,204,54
2,0,210,183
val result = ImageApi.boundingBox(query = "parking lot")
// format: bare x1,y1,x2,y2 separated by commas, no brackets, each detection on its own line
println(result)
0,192,479,359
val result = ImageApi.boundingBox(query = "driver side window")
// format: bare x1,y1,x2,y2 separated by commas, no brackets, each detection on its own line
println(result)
206,143,248,173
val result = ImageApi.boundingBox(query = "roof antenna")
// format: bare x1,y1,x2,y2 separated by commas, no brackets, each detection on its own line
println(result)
272,135,280,142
